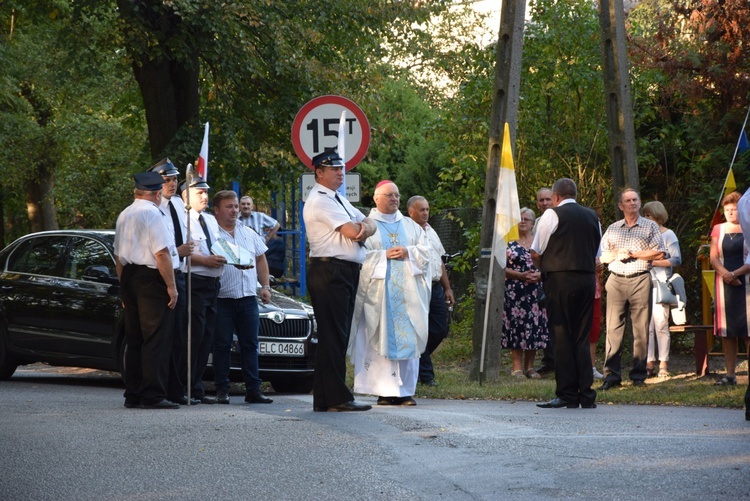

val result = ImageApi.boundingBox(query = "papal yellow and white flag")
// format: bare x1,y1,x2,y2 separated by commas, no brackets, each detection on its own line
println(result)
492,123,521,267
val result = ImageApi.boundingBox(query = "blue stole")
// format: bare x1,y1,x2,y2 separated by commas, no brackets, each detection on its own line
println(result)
376,219,419,360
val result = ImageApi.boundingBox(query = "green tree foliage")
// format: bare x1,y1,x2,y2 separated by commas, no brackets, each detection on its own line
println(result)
0,1,147,242
627,0,750,260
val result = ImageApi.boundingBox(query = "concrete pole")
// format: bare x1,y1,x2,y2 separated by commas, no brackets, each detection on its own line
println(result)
470,0,526,382
598,0,639,212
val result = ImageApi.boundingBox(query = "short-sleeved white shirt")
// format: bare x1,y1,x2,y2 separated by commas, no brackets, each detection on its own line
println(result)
186,209,223,278
218,223,268,299
303,183,367,263
114,198,173,268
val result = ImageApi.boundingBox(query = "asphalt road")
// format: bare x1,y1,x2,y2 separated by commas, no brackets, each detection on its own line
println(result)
1,366,748,500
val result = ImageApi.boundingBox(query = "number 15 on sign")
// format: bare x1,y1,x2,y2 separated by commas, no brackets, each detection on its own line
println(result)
291,95,371,171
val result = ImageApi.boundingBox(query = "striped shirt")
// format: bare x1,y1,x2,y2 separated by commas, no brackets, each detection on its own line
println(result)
217,223,268,299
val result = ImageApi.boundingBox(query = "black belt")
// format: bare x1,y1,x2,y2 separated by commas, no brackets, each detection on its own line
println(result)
174,269,183,275
433,280,443,285
611,270,649,279
192,274,220,284
310,257,361,269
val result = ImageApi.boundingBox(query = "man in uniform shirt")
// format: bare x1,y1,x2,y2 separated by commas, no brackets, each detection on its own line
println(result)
303,150,377,412
148,158,198,405
182,176,226,403
212,190,273,405
114,171,179,409
406,196,455,387
599,188,666,389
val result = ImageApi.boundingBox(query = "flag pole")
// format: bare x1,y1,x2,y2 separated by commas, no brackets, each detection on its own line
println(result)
708,104,750,235
184,163,194,405
337,110,347,196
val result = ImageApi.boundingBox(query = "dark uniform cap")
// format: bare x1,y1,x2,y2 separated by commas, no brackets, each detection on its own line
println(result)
133,171,165,191
148,157,179,177
180,176,210,193
311,151,345,168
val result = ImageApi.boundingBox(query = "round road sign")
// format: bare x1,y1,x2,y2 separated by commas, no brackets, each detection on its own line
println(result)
291,95,370,171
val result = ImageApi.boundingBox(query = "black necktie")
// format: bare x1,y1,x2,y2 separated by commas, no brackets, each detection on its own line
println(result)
334,192,353,219
168,201,184,262
199,214,212,250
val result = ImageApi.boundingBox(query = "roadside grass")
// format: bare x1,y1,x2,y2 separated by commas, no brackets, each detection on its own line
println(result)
406,322,747,409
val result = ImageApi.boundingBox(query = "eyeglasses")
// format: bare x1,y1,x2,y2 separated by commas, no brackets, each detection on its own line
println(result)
379,193,400,199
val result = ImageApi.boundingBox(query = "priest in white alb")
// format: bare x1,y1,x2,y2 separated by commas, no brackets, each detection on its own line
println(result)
348,180,431,406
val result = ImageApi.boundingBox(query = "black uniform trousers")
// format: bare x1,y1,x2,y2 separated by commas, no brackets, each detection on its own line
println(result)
120,264,175,405
419,282,449,383
183,274,219,398
543,271,596,406
166,270,187,402
307,259,360,409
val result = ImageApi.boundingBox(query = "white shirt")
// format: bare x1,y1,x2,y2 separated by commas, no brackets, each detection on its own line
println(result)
303,182,367,263
217,223,268,299
186,209,223,278
114,198,173,268
159,195,188,270
738,187,750,266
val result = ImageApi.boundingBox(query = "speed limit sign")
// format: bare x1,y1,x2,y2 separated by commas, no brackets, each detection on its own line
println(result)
291,95,371,171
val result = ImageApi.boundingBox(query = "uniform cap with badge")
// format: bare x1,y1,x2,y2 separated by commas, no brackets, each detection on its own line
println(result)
148,157,179,177
133,171,165,191
312,150,345,168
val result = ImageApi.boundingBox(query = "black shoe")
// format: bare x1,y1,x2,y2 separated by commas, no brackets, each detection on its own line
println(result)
746,410,750,422
536,397,578,409
313,406,328,412
421,379,438,387
216,391,230,405
600,380,621,391
124,399,140,409
173,396,201,405
536,365,555,375
245,391,273,404
200,396,217,405
377,396,398,405
580,402,597,409
328,401,372,412
632,380,646,387
140,399,179,409
397,396,417,406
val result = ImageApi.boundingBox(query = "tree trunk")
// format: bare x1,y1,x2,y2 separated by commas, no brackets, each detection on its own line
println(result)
26,161,58,233
118,0,201,159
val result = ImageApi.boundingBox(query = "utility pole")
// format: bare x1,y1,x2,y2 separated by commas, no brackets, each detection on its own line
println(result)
470,0,526,382
598,0,639,211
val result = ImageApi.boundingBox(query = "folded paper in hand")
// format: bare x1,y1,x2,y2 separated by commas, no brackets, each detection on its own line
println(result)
211,239,254,267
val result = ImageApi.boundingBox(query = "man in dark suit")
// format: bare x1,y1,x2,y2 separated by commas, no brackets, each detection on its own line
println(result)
531,178,601,409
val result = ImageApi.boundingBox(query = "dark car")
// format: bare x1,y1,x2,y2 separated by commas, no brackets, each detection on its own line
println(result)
0,230,316,393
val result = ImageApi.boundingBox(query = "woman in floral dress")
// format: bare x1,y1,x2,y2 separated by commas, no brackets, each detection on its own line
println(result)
502,207,549,379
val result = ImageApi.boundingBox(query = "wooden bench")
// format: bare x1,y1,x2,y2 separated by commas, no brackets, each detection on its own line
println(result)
669,325,711,376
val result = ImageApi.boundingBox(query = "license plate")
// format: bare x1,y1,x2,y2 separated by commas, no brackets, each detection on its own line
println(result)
259,341,305,357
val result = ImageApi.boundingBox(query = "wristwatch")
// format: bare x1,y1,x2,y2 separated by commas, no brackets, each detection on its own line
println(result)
261,285,272,291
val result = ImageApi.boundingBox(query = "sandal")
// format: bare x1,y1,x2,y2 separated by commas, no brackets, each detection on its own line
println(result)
646,367,656,378
510,370,525,380
714,376,737,386
658,370,669,379
525,369,541,379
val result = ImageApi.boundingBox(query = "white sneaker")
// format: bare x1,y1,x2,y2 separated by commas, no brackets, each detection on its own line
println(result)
592,367,604,380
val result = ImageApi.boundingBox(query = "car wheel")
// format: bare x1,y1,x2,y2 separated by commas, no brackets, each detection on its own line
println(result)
0,324,18,380
269,375,314,394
